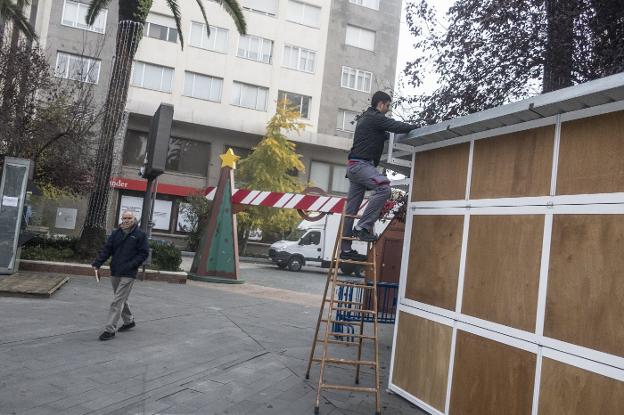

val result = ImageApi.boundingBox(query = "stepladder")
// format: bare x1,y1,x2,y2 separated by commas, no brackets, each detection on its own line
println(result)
305,212,382,415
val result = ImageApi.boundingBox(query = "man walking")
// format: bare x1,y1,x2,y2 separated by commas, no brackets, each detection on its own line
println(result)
340,91,417,261
93,210,149,341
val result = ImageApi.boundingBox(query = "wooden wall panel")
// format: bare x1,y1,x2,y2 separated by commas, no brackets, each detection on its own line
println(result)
538,358,624,414
470,126,554,199
545,214,624,357
449,331,536,415
412,143,470,201
405,215,464,310
392,312,452,412
557,111,624,195
462,215,543,332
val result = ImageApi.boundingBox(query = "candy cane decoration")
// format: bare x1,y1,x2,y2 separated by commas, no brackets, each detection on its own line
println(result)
204,186,369,217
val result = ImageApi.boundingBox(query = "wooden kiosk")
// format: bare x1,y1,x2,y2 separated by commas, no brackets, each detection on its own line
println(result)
388,73,624,414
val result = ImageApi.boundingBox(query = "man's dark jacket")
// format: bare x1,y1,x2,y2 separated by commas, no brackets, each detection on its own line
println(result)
348,107,416,166
92,225,149,278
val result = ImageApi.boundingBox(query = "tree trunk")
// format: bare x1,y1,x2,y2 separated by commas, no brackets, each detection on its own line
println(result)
543,0,577,93
77,20,143,256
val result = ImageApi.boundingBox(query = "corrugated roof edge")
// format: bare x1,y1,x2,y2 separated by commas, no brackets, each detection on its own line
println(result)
396,72,624,147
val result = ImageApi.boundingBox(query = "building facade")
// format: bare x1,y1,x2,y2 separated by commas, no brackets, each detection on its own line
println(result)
29,0,402,245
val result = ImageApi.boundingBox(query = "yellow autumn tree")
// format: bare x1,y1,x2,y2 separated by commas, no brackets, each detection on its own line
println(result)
236,99,306,242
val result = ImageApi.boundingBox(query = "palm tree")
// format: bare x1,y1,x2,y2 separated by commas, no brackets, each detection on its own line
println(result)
0,0,37,44
78,0,246,255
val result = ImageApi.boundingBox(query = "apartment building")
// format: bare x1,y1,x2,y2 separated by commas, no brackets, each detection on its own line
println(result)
30,0,402,242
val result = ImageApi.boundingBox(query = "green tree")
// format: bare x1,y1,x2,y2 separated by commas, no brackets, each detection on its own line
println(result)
78,0,246,256
236,100,306,247
401,0,624,125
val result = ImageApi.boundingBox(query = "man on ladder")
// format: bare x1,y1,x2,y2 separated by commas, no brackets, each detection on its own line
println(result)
340,91,417,261
307,92,417,415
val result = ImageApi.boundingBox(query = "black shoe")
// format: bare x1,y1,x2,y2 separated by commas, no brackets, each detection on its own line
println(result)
118,321,135,332
340,250,367,262
353,227,377,242
99,331,115,341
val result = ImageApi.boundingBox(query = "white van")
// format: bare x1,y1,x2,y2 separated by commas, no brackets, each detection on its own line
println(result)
268,215,389,277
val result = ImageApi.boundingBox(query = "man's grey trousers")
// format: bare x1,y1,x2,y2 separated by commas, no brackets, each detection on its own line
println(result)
104,276,135,333
341,160,391,252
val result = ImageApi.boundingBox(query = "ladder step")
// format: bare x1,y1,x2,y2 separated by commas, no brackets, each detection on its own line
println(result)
335,281,376,289
337,259,374,265
332,307,376,315
321,319,363,326
325,299,364,306
322,358,377,366
316,339,359,346
329,332,376,339
321,384,377,394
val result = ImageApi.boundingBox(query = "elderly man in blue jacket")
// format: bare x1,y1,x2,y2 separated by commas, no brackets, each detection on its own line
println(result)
92,210,149,341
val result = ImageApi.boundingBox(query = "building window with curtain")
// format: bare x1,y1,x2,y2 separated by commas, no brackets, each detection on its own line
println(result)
237,34,273,63
131,61,174,93
287,0,322,28
61,0,107,33
231,81,269,111
189,22,229,53
282,44,315,73
183,71,223,102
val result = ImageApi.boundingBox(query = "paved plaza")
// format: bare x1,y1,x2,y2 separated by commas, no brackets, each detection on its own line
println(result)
0,264,424,415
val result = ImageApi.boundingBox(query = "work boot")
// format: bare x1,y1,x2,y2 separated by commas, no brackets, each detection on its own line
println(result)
118,321,135,332
353,227,377,242
340,249,367,262
99,331,115,341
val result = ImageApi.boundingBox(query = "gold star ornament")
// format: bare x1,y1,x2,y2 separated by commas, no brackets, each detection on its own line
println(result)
219,149,240,169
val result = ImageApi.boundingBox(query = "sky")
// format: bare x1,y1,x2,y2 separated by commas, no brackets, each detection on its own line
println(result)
394,0,455,97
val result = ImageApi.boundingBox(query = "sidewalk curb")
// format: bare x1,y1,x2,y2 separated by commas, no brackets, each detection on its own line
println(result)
18,260,187,284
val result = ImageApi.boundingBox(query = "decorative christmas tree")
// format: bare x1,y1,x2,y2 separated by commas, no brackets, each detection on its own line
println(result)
188,149,243,283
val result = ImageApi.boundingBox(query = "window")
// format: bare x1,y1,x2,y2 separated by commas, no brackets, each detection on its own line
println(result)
346,25,375,51
240,0,278,16
122,130,148,167
231,82,268,111
166,137,211,176
309,161,349,194
62,0,107,33
144,14,178,43
131,62,174,92
336,109,359,135
278,90,311,119
282,45,315,73
55,52,101,84
189,22,229,53
122,130,211,176
349,0,380,11
287,0,321,28
341,66,372,93
184,72,223,102
237,35,273,63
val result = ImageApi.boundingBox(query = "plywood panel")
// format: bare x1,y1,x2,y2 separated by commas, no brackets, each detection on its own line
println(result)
470,126,554,199
412,143,470,201
557,111,624,195
545,215,624,357
462,215,544,332
392,312,452,412
538,358,624,415
405,215,464,310
449,331,536,415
